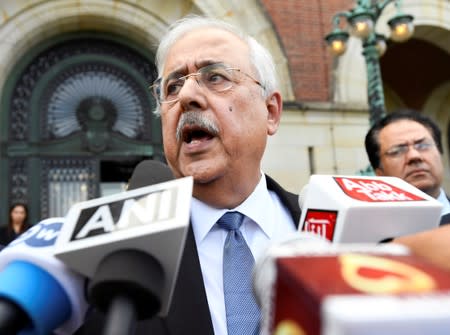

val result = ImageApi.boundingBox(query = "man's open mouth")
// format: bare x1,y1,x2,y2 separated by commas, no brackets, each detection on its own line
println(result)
182,126,215,144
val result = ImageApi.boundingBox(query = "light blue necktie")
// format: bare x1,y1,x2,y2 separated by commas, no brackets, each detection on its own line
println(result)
217,211,261,335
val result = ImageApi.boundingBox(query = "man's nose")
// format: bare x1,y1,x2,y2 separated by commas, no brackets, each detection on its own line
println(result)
177,76,207,110
405,144,423,161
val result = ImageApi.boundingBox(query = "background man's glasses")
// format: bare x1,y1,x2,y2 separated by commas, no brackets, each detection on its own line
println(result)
150,63,264,105
383,140,435,158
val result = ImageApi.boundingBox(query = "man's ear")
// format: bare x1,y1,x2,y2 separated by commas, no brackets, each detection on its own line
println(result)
266,91,282,135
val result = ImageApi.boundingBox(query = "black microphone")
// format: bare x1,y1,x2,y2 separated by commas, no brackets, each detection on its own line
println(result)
95,160,175,335
127,160,175,190
54,160,192,335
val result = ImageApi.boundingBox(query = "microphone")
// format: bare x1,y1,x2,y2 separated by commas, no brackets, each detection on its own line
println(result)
254,239,450,335
298,175,442,243
0,160,180,335
253,232,331,334
53,160,193,334
0,217,88,335
254,176,447,335
127,159,175,190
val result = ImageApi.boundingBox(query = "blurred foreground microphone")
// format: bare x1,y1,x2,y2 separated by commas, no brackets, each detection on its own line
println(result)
54,160,192,335
253,232,331,335
0,217,88,335
254,240,450,335
298,175,442,243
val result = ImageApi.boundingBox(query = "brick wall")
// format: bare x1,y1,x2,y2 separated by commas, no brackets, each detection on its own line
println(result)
260,0,353,103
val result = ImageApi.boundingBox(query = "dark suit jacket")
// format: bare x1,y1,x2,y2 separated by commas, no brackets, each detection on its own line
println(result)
440,195,450,226
74,175,300,335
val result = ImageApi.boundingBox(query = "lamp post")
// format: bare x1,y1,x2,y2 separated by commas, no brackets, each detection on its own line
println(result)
325,0,414,125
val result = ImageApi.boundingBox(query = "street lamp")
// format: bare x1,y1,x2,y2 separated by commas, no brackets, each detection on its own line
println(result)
325,0,414,125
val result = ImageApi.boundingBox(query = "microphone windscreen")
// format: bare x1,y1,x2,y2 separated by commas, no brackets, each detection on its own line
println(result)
128,160,174,190
55,161,192,317
0,217,87,334
298,175,442,243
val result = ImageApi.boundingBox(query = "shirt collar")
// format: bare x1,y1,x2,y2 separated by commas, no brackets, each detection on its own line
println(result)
191,173,274,243
437,188,450,215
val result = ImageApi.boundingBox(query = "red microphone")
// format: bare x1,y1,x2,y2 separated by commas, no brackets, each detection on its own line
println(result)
298,175,442,243
254,242,450,335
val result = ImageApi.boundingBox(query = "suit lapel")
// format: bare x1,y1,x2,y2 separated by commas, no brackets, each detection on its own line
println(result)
266,175,301,227
164,224,214,335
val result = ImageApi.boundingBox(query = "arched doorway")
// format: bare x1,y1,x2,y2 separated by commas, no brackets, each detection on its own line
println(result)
1,33,161,222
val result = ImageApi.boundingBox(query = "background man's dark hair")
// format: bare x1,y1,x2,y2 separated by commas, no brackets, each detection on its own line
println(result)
365,109,443,170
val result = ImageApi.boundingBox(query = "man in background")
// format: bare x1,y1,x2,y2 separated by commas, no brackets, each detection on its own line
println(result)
365,109,450,225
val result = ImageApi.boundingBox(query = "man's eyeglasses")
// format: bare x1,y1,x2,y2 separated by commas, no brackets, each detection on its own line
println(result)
150,63,264,105
383,139,436,158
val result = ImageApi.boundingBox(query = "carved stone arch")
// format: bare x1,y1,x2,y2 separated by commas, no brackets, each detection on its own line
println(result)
0,2,171,91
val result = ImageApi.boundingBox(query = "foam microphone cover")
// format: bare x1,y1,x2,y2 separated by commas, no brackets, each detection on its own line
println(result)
90,160,175,317
127,160,174,190
54,159,192,318
298,175,442,243
0,217,87,335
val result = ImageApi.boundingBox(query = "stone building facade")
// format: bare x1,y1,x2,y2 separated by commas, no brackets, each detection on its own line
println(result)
0,0,448,222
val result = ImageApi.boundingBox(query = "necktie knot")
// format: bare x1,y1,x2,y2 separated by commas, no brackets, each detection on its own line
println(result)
217,211,244,231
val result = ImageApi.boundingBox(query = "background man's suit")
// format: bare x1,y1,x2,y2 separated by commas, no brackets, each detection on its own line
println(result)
440,195,450,225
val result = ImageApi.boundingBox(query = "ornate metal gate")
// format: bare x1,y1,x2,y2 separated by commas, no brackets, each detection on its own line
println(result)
1,34,161,223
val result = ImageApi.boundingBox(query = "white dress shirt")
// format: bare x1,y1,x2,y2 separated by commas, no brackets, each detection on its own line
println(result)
437,188,450,216
190,174,296,335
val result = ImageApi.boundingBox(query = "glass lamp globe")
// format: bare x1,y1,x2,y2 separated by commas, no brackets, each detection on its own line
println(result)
388,14,414,42
375,34,387,57
325,30,350,56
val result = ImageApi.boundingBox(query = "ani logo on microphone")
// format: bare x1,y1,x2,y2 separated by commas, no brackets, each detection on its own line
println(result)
69,187,177,241
333,177,425,202
302,210,337,241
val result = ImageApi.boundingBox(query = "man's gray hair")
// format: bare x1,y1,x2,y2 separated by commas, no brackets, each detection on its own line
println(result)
153,15,279,115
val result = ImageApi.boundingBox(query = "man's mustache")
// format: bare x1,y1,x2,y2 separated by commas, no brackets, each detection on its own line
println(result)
176,112,219,141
